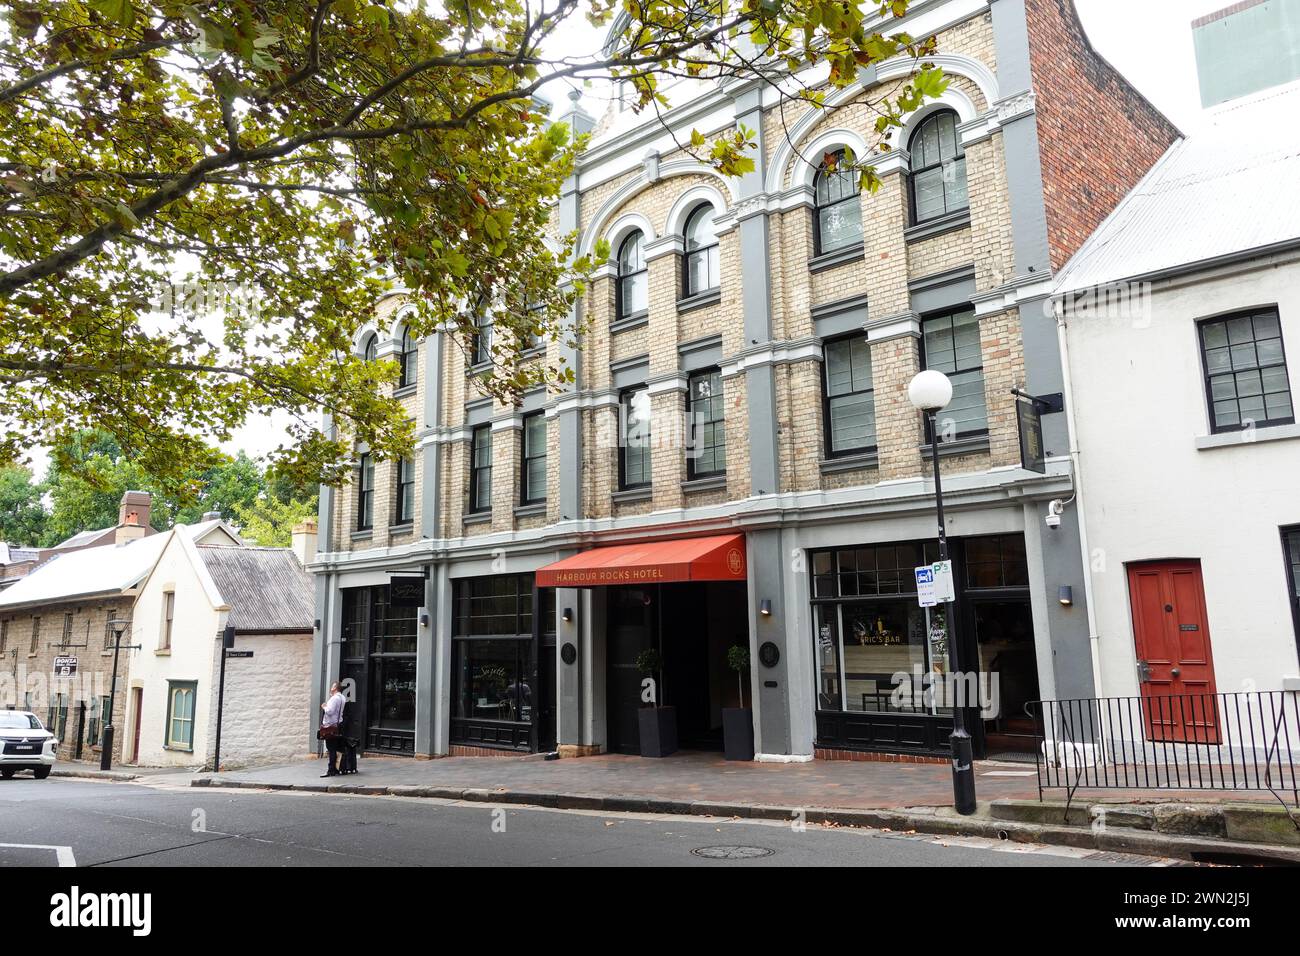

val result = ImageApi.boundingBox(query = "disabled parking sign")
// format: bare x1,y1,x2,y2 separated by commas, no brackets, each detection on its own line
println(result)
915,566,938,607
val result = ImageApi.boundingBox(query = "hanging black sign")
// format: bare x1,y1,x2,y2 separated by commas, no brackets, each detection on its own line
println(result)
1016,398,1046,474
389,576,426,607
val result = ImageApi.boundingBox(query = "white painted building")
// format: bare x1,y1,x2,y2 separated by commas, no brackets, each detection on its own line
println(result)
1054,82,1300,716
128,525,317,769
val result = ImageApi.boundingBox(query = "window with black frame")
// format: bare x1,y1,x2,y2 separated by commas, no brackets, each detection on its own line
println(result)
394,456,415,525
1284,526,1300,651
397,325,418,388
823,333,877,456
469,425,492,514
687,368,725,479
521,412,547,504
452,575,536,750
470,311,493,367
1199,308,1293,433
617,231,648,319
810,542,945,716
683,203,720,296
813,149,863,255
356,452,374,530
619,385,652,489
361,332,377,362
909,110,968,224
921,308,988,440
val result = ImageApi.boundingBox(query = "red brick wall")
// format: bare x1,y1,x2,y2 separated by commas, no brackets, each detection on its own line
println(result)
1025,0,1181,270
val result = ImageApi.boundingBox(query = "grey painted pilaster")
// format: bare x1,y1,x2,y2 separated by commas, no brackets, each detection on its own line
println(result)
556,586,582,746
317,411,334,551
309,571,330,751
1024,500,1096,699
553,91,590,523
748,529,792,754
731,84,781,497
421,332,444,538
990,0,1051,278
432,562,453,754
414,565,436,755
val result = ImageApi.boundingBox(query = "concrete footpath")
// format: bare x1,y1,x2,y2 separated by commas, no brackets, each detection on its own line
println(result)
178,750,1300,864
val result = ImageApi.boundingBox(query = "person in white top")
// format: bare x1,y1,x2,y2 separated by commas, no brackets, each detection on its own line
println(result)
320,682,346,777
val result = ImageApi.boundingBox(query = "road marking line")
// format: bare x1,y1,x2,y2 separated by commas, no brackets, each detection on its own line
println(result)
0,842,76,866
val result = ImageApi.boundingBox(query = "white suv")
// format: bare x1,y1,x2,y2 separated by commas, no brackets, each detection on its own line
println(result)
0,710,57,779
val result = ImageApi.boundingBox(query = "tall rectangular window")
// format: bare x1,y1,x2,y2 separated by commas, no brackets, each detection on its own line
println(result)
161,591,175,649
472,313,493,367
395,457,416,525
29,616,40,655
166,681,196,751
356,453,374,530
823,333,877,456
0,619,7,655
520,413,547,505
60,613,73,647
1200,308,1293,433
687,368,726,479
922,308,987,438
619,386,652,489
470,425,493,514
1285,526,1300,656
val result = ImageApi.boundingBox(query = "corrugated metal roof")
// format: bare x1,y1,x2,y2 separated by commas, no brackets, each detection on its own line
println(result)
0,521,226,609
1054,81,1300,297
198,546,313,633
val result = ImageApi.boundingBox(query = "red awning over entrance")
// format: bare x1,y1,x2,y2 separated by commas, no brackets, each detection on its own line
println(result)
536,534,747,588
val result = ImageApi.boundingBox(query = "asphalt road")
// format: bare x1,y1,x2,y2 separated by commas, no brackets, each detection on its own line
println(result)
0,777,1175,867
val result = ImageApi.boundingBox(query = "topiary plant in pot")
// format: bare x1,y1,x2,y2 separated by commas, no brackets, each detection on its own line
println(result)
635,647,677,758
723,644,755,761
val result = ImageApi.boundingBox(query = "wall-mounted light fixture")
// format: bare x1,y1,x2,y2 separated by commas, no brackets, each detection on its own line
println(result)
419,612,430,628
562,607,573,623
759,599,772,617
313,618,320,630
1058,585,1074,608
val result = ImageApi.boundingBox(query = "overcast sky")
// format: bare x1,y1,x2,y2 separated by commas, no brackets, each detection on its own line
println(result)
25,1,1238,480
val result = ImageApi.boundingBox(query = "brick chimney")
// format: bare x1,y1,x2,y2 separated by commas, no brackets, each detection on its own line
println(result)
118,490,152,530
290,519,318,566
115,509,147,546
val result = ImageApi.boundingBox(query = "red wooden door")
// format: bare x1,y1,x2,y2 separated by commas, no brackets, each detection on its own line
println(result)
1127,560,1220,744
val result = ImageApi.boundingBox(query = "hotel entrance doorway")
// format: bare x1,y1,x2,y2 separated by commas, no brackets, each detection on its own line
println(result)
605,581,749,754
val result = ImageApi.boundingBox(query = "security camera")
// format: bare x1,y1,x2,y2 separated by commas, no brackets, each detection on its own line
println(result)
1045,498,1065,530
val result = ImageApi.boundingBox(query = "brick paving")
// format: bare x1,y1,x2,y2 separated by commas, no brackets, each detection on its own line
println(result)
193,750,1282,810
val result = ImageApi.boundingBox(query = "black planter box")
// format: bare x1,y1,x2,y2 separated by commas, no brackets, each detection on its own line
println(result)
722,707,754,761
637,706,678,758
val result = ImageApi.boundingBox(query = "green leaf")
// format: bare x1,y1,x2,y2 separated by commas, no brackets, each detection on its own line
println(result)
89,0,136,28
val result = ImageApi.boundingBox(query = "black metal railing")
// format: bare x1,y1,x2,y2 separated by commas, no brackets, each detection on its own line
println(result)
1028,691,1300,806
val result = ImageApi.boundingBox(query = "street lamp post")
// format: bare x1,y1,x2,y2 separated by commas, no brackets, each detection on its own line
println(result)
100,618,137,771
908,370,978,816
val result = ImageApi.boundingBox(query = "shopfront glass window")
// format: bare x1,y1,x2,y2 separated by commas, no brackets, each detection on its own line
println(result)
371,657,417,731
814,604,842,711
810,542,953,716
452,639,535,724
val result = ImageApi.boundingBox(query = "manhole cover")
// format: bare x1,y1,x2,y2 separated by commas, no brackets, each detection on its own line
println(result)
691,845,774,860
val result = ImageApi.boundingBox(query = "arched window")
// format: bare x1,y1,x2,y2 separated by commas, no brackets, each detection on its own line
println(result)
617,231,648,319
361,332,377,362
813,149,863,255
682,204,719,297
909,110,968,224
397,325,418,388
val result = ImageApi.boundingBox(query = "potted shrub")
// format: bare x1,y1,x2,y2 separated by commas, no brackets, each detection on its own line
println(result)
635,648,677,758
723,644,754,761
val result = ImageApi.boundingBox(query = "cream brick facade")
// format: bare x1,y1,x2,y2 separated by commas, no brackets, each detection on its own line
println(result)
312,0,1158,761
